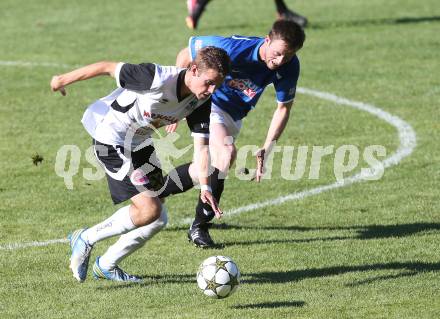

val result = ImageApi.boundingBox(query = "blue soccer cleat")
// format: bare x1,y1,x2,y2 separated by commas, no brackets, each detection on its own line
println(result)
93,256,142,283
68,228,93,283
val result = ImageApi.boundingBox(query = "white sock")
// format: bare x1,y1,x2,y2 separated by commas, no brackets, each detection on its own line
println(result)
98,206,168,270
83,205,136,245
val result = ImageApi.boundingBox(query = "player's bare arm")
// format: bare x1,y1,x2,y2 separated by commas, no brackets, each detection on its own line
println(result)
193,136,223,218
176,47,192,68
256,100,293,182
50,61,118,96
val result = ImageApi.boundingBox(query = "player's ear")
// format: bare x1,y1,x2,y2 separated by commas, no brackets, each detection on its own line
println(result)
189,64,199,77
264,35,271,46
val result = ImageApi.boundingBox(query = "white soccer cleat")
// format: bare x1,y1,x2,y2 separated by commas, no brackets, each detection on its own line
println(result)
93,256,142,283
68,229,93,282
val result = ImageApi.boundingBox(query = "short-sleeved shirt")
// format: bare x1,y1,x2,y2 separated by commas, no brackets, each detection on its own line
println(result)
189,35,300,121
81,63,211,149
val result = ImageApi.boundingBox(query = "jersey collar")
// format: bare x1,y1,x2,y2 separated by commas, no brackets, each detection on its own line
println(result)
252,38,265,63
176,69,187,102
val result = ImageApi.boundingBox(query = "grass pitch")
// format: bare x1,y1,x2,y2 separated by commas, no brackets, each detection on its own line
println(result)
1,0,439,318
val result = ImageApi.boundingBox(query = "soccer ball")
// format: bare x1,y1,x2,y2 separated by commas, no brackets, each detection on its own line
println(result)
196,256,240,299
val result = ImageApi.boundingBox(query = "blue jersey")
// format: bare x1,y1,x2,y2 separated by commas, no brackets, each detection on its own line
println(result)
189,35,300,120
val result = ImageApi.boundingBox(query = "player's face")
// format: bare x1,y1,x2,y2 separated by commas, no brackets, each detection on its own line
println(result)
264,38,296,70
190,67,224,100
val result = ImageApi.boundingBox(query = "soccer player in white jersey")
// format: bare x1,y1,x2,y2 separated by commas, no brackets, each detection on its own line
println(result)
163,20,305,247
50,47,231,282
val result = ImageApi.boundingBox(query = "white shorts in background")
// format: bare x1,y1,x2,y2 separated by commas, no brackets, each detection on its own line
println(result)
210,104,242,139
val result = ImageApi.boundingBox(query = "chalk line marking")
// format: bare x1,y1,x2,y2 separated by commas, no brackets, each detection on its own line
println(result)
1,239,68,250
0,60,77,68
223,87,416,218
0,61,416,251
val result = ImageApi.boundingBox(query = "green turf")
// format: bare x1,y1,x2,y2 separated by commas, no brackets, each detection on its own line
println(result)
1,0,439,318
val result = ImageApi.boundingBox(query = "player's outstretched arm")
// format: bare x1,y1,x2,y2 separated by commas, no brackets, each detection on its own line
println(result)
256,101,293,182
50,61,118,96
193,136,223,218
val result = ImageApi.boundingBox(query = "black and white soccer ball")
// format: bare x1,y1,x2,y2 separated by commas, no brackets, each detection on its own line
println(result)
196,256,240,299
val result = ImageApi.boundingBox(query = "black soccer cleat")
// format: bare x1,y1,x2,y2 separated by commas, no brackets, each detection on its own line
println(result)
188,224,215,248
278,9,308,28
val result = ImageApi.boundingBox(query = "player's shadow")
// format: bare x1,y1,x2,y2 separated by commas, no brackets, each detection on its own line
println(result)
95,273,195,290
95,260,440,290
308,15,440,29
244,261,440,286
231,301,305,309
97,222,440,289
243,262,440,286
206,222,440,246
339,222,440,239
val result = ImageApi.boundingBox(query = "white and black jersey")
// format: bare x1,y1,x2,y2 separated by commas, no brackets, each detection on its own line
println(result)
82,62,211,149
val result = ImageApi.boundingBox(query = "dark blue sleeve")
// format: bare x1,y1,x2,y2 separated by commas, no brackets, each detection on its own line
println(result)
273,56,300,103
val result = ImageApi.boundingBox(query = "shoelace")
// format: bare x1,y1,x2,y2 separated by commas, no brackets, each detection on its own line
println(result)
75,239,92,263
81,245,92,262
113,267,138,281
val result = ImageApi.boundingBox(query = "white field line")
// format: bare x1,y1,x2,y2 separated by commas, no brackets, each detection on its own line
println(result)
0,61,417,251
221,87,416,218
0,60,77,68
0,239,68,250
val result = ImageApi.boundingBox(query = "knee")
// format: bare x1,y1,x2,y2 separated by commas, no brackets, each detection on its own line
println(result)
210,140,237,172
222,143,237,166
218,143,236,160
228,144,237,164
131,198,162,226
141,201,162,220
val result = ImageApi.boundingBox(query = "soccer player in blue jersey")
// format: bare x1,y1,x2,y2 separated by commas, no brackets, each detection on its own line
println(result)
160,19,305,247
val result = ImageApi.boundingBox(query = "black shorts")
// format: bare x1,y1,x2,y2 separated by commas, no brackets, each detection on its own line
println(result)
93,139,164,204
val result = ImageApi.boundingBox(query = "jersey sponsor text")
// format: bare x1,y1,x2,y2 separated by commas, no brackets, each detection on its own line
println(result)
227,78,258,98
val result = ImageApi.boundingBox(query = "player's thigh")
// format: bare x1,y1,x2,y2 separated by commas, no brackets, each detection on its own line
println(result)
93,139,165,206
209,123,237,168
209,122,232,148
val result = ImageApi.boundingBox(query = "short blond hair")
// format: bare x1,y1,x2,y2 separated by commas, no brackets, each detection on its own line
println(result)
192,46,231,77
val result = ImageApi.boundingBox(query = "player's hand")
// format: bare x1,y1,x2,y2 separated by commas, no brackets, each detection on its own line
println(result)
255,148,266,183
200,190,223,219
50,75,67,96
165,122,179,133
